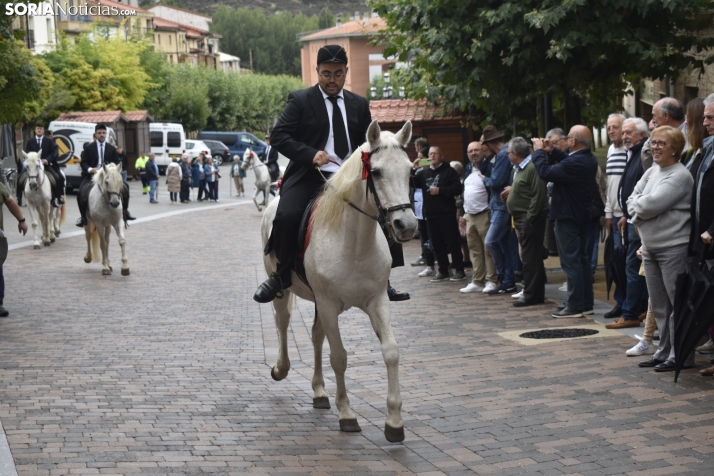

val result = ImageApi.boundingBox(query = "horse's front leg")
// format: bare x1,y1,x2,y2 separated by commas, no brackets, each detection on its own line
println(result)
84,222,93,263
363,294,404,442
113,222,130,276
38,205,51,246
270,288,292,381
316,300,360,432
27,203,41,249
100,225,111,275
311,309,330,409
48,206,56,243
252,187,262,212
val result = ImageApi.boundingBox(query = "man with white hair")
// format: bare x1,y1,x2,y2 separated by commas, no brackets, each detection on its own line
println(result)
179,154,191,203
606,117,650,329
603,113,627,318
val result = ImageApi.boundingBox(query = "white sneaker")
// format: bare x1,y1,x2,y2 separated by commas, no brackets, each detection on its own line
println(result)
558,281,568,292
418,266,435,277
460,283,484,293
511,290,523,299
626,339,655,356
697,339,714,354
482,282,498,293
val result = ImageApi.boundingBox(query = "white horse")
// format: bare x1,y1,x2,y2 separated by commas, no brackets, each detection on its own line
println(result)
83,163,130,276
22,151,54,249
242,147,284,212
260,120,416,442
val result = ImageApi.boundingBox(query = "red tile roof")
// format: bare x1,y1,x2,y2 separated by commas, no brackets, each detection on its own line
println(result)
300,18,386,41
55,110,126,124
124,110,152,122
369,99,467,124
153,17,182,30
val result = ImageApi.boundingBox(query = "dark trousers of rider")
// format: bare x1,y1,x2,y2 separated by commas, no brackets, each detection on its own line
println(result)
427,214,464,275
77,175,130,220
0,265,4,305
44,166,61,200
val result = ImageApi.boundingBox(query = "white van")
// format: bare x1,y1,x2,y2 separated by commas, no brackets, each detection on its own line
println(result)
48,120,117,191
150,123,185,174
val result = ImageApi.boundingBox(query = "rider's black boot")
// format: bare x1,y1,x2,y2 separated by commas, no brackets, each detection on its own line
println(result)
124,210,136,221
254,268,292,303
387,281,410,301
76,216,87,227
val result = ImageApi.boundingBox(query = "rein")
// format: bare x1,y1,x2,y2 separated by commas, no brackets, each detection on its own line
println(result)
97,179,122,206
316,145,412,238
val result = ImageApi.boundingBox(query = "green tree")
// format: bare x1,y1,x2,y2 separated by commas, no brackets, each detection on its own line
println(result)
211,6,320,76
151,66,210,133
318,7,335,29
371,0,714,135
0,40,52,124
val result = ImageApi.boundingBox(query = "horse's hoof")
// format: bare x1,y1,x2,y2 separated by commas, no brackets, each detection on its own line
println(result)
313,397,330,409
102,269,111,275
50,237,55,243
384,424,405,443
55,230,61,236
270,366,287,381
108,266,113,271
33,245,41,250
43,242,50,246
84,257,91,263
121,268,130,276
339,418,361,433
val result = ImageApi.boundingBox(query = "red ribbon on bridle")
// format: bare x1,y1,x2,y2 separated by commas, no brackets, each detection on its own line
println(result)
361,150,371,180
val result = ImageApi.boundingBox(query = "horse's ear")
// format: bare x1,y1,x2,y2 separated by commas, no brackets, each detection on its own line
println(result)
22,151,28,161
366,120,381,148
395,121,412,148
116,162,122,173
102,162,107,173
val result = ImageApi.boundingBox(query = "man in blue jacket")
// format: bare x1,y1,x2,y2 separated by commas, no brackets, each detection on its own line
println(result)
532,126,598,318
481,126,519,295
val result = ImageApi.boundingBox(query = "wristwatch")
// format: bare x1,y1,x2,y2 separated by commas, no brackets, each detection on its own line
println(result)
18,218,25,223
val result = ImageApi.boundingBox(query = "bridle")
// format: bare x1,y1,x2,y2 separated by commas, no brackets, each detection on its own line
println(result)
242,152,265,171
317,144,412,240
27,162,44,188
97,175,122,206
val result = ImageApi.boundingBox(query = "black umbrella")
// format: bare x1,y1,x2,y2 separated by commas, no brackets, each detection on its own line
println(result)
605,232,627,300
673,246,714,382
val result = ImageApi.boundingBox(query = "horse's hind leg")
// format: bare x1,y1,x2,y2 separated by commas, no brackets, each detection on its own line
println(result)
270,289,292,381
113,222,130,276
252,188,262,212
317,300,360,432
363,296,405,442
40,208,51,246
311,308,330,409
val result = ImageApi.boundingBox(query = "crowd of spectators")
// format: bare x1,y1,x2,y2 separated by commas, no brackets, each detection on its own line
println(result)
410,93,714,375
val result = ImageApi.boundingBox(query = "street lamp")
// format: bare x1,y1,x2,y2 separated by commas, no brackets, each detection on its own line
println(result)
370,86,378,99
382,72,393,99
399,86,405,98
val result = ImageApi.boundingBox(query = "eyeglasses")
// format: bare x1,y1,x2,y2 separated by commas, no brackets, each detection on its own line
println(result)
650,140,669,148
319,71,346,80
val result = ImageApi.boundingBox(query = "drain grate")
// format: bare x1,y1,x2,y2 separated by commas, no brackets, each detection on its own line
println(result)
519,328,599,339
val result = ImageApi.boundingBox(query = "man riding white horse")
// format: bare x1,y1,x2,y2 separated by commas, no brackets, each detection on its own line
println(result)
23,123,64,208
76,124,136,228
253,44,410,303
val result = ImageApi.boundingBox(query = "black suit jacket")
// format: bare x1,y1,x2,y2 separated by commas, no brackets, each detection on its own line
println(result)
271,84,372,193
80,141,119,178
24,136,55,162
262,145,279,166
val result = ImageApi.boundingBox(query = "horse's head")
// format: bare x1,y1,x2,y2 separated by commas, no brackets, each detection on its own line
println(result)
241,148,253,170
23,151,41,191
365,120,418,243
95,163,123,208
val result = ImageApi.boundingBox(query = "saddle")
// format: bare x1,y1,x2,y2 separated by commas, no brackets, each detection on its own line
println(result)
18,171,56,189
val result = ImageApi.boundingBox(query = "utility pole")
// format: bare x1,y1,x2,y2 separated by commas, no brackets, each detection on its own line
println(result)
249,49,253,71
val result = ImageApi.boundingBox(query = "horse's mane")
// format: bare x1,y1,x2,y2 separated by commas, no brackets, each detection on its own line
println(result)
311,131,401,231
93,164,123,191
25,152,40,170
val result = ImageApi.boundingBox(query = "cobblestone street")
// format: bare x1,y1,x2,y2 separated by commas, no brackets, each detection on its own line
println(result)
1,193,714,476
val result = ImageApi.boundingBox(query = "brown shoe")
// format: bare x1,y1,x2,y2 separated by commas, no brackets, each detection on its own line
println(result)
638,311,647,322
605,317,641,329
699,366,714,376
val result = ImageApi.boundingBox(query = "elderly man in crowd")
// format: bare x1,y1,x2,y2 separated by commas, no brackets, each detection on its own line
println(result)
460,141,498,293
606,117,650,329
543,127,566,260
412,146,466,282
481,126,519,295
532,126,598,318
603,113,628,318
506,137,548,307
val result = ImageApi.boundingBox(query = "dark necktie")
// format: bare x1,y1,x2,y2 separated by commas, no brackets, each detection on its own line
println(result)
327,96,348,160
100,143,104,166
37,137,41,147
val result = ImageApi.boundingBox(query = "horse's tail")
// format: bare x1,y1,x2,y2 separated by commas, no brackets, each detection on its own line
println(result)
89,222,100,263
58,202,66,226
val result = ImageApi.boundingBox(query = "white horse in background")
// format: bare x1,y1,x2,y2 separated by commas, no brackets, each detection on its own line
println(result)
260,120,416,442
22,151,54,249
241,147,284,212
83,163,130,276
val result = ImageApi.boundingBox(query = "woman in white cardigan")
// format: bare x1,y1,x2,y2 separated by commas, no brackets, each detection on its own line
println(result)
627,126,694,373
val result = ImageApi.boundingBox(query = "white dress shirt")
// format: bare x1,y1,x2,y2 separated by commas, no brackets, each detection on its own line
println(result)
463,170,489,214
319,86,351,173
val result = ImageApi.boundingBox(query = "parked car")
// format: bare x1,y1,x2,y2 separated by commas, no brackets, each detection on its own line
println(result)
184,140,213,162
200,140,230,166
197,131,266,160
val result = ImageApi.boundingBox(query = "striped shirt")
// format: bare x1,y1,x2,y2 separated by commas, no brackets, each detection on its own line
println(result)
604,143,627,219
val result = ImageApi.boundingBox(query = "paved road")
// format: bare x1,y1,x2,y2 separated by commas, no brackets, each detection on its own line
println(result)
1,178,714,475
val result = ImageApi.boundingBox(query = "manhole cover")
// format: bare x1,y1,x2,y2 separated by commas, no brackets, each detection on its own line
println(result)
519,328,599,339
